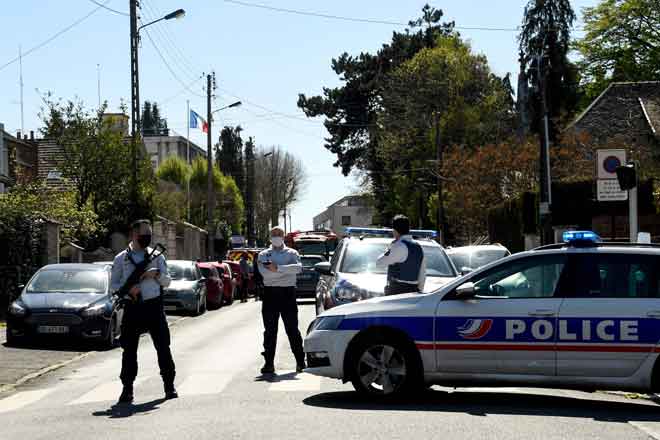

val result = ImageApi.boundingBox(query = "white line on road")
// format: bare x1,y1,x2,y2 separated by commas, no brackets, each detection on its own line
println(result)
630,422,660,440
0,388,56,414
177,373,233,396
68,376,148,406
268,372,321,392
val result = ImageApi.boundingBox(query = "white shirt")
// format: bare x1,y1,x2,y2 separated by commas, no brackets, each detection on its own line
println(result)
257,245,303,287
110,245,171,301
376,235,426,290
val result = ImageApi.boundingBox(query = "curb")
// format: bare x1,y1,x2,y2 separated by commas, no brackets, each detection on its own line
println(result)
0,315,188,395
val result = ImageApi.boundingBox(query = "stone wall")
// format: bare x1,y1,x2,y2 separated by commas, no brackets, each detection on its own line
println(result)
153,216,178,260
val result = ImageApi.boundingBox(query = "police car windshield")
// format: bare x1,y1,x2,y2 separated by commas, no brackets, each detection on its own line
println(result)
26,269,107,294
341,242,455,277
449,249,509,270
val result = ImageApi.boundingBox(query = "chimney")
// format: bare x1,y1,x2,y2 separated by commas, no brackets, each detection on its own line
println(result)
30,130,34,141
23,134,28,140
16,130,21,139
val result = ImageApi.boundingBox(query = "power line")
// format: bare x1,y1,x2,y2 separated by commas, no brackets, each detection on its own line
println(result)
86,0,129,16
160,75,205,105
0,1,110,72
224,0,522,32
142,29,206,99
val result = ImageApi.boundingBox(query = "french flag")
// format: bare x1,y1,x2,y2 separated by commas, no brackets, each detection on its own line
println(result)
190,109,208,133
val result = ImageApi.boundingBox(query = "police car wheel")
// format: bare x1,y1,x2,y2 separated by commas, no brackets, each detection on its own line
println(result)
350,338,419,398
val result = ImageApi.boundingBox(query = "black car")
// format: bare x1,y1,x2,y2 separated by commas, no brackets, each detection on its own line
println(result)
297,255,326,298
6,263,123,348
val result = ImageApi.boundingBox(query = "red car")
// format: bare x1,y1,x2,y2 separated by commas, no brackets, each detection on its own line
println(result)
223,260,245,301
214,262,235,305
196,262,224,309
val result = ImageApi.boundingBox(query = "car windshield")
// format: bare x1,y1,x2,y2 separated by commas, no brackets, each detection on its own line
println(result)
168,263,196,281
26,269,107,294
301,257,323,268
296,242,327,255
449,248,509,270
340,242,455,277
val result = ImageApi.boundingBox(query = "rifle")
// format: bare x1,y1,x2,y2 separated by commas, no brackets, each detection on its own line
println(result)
117,243,167,305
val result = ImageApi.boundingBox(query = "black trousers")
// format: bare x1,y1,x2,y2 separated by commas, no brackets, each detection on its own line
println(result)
261,286,304,365
120,297,176,386
240,276,249,301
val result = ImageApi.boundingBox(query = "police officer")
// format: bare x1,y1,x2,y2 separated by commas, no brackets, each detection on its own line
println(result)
377,215,426,295
257,226,305,374
239,253,251,303
110,219,177,404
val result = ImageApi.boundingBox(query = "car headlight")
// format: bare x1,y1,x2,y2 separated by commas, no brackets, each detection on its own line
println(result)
82,303,107,317
333,281,380,302
9,301,26,317
309,316,344,332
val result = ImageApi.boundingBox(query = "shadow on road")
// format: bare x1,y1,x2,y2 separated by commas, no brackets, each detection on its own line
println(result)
2,338,101,353
92,397,167,419
303,389,660,423
255,371,301,383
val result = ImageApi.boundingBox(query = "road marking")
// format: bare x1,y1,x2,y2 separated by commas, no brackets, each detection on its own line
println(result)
268,372,321,392
0,388,55,414
68,376,148,406
630,422,660,440
177,373,233,396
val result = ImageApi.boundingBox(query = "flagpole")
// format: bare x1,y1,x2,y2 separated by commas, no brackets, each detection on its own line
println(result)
186,99,191,222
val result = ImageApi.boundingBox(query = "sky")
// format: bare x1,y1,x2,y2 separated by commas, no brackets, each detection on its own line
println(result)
0,0,598,232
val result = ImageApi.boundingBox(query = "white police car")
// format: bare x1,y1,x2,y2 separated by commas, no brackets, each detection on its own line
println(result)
304,231,660,398
313,228,458,315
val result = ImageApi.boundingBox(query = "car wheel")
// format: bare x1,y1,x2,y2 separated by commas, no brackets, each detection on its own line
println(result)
227,288,234,306
200,295,207,314
350,335,422,399
5,326,18,347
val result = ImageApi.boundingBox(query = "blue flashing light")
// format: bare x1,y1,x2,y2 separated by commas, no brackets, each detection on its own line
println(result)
562,230,601,244
410,229,438,239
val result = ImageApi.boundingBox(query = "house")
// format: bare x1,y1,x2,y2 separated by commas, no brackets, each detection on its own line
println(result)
143,135,206,170
313,195,375,237
0,125,38,193
568,81,660,149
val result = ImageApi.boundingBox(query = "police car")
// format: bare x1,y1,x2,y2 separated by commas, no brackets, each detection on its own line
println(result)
313,228,458,315
304,231,660,398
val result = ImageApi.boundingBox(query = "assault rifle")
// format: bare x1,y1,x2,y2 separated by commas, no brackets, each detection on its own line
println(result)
117,243,167,305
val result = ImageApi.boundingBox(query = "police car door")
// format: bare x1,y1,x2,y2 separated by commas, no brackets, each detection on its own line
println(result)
436,254,569,375
557,251,660,377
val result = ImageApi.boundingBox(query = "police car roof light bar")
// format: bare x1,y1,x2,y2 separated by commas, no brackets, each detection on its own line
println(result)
562,230,601,245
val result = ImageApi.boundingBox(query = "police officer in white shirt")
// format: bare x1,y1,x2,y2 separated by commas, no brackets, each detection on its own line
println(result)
377,215,426,295
110,220,177,404
257,226,305,374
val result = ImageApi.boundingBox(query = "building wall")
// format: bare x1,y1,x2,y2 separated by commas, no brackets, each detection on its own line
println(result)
144,136,205,170
313,196,375,237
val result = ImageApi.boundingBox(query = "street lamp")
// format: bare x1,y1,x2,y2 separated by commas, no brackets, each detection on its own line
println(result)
212,101,242,114
129,2,185,218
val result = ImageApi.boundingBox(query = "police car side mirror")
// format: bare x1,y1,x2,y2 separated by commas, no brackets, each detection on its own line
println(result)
455,282,476,298
460,267,473,276
314,262,333,276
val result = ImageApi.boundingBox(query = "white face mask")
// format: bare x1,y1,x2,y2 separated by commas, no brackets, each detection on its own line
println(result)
271,236,284,247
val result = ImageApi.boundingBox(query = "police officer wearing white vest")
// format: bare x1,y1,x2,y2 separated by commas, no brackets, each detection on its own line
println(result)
110,219,177,404
257,226,305,374
377,215,426,295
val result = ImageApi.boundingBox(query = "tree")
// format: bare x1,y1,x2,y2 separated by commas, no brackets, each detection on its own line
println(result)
142,101,168,136
297,5,454,219
216,126,245,195
39,96,155,240
244,136,256,241
156,156,190,187
518,0,579,141
576,0,660,104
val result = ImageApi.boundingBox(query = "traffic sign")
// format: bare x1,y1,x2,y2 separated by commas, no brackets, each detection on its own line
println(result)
597,179,627,201
597,149,626,179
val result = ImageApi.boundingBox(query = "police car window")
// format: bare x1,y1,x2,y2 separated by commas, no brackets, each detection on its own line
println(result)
571,254,660,298
341,243,388,274
330,241,345,272
470,255,567,299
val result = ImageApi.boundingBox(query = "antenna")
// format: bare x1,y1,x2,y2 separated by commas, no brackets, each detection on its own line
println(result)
97,64,101,108
19,45,24,135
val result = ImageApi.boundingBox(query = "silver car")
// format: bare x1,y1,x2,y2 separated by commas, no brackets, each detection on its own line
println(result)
447,244,510,274
162,260,207,316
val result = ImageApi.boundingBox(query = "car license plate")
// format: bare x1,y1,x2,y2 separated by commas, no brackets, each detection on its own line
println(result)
164,305,177,311
37,325,69,334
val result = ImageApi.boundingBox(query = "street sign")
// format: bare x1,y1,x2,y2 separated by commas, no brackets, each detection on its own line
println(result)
597,149,626,179
596,149,627,201
597,179,627,201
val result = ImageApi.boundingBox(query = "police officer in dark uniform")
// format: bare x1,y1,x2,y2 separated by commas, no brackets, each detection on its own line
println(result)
377,215,426,295
110,220,177,404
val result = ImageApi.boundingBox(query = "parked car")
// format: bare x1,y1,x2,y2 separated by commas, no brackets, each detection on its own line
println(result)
446,244,511,274
314,228,458,315
215,262,235,305
162,260,207,316
223,260,244,301
6,263,122,349
297,255,326,298
196,262,224,309
225,249,261,293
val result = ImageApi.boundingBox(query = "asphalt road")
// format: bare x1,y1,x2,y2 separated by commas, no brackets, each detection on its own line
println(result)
2,300,660,439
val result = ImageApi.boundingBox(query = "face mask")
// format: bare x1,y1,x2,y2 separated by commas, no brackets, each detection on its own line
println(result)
137,235,152,249
271,237,284,247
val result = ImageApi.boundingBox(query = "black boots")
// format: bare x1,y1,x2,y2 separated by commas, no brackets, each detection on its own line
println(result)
117,385,134,404
260,362,275,374
164,383,178,400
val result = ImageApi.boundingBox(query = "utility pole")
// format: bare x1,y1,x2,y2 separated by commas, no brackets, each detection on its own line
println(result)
246,140,256,247
129,0,140,218
537,35,553,245
434,111,444,245
206,72,215,260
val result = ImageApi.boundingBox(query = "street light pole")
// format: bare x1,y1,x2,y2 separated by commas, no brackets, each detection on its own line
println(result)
206,73,214,260
536,33,553,245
